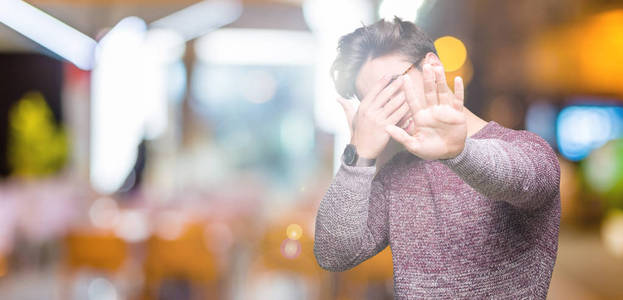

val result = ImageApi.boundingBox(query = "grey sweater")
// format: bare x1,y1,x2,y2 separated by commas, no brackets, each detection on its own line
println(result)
314,121,560,299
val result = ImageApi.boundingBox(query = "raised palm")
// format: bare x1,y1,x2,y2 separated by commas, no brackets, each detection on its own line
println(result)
386,64,467,160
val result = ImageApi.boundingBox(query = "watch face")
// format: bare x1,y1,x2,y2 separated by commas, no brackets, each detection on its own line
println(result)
343,144,357,166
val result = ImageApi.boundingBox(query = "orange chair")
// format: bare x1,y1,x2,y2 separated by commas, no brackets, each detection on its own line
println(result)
142,222,220,300
64,230,128,273
62,230,129,299
249,212,330,300
337,247,394,300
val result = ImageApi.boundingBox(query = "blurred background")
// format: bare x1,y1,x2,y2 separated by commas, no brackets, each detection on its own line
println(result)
0,0,622,299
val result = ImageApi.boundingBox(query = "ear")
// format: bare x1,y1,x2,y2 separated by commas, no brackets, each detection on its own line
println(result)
422,52,442,66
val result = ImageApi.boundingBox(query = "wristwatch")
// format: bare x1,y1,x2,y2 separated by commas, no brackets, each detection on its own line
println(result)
342,144,376,167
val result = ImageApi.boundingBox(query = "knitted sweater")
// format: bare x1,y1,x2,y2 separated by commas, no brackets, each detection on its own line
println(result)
314,121,561,299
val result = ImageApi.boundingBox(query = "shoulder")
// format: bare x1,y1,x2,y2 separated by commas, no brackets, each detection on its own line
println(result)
482,121,552,147
483,122,558,165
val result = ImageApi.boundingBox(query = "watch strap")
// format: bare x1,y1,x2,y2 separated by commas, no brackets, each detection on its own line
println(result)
355,156,376,167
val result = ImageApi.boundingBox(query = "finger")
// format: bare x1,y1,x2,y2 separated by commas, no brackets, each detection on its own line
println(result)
381,91,406,117
453,76,464,111
385,124,420,152
386,102,410,125
360,74,393,107
403,73,424,116
369,76,404,110
422,64,437,107
433,65,452,106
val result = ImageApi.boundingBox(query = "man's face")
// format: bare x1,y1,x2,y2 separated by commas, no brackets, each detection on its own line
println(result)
355,53,426,135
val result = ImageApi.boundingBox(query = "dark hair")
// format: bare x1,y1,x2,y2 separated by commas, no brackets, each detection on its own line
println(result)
330,17,437,99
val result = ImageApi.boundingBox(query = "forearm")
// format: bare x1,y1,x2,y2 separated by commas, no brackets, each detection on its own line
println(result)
314,162,388,271
441,134,560,211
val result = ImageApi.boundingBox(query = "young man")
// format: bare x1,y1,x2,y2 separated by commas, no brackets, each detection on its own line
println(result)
313,17,560,299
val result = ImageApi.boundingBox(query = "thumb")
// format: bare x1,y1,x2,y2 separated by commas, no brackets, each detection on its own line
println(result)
336,97,356,129
385,124,416,150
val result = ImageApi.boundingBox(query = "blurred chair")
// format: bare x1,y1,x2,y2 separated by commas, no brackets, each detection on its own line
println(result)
142,222,220,300
62,230,128,299
0,254,7,278
64,230,127,273
249,211,330,300
337,247,394,300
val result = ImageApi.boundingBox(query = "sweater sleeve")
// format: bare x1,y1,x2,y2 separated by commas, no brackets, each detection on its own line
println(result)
440,130,560,212
313,159,390,272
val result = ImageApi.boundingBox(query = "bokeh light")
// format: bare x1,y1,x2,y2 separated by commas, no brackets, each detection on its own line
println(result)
583,139,623,208
434,36,467,73
89,197,120,229
601,209,623,258
445,57,473,91
584,142,619,193
87,277,118,300
557,105,623,161
280,238,301,259
525,9,623,97
154,210,186,241
114,210,149,243
286,224,303,240
576,10,623,95
525,101,558,147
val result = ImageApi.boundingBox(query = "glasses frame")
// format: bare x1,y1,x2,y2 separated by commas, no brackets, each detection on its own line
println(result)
387,63,415,87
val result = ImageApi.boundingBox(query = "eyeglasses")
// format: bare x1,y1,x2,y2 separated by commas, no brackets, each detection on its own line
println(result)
387,63,415,87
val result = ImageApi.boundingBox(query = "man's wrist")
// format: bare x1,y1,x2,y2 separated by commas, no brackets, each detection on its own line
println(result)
349,139,377,160
440,138,472,165
342,143,377,167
